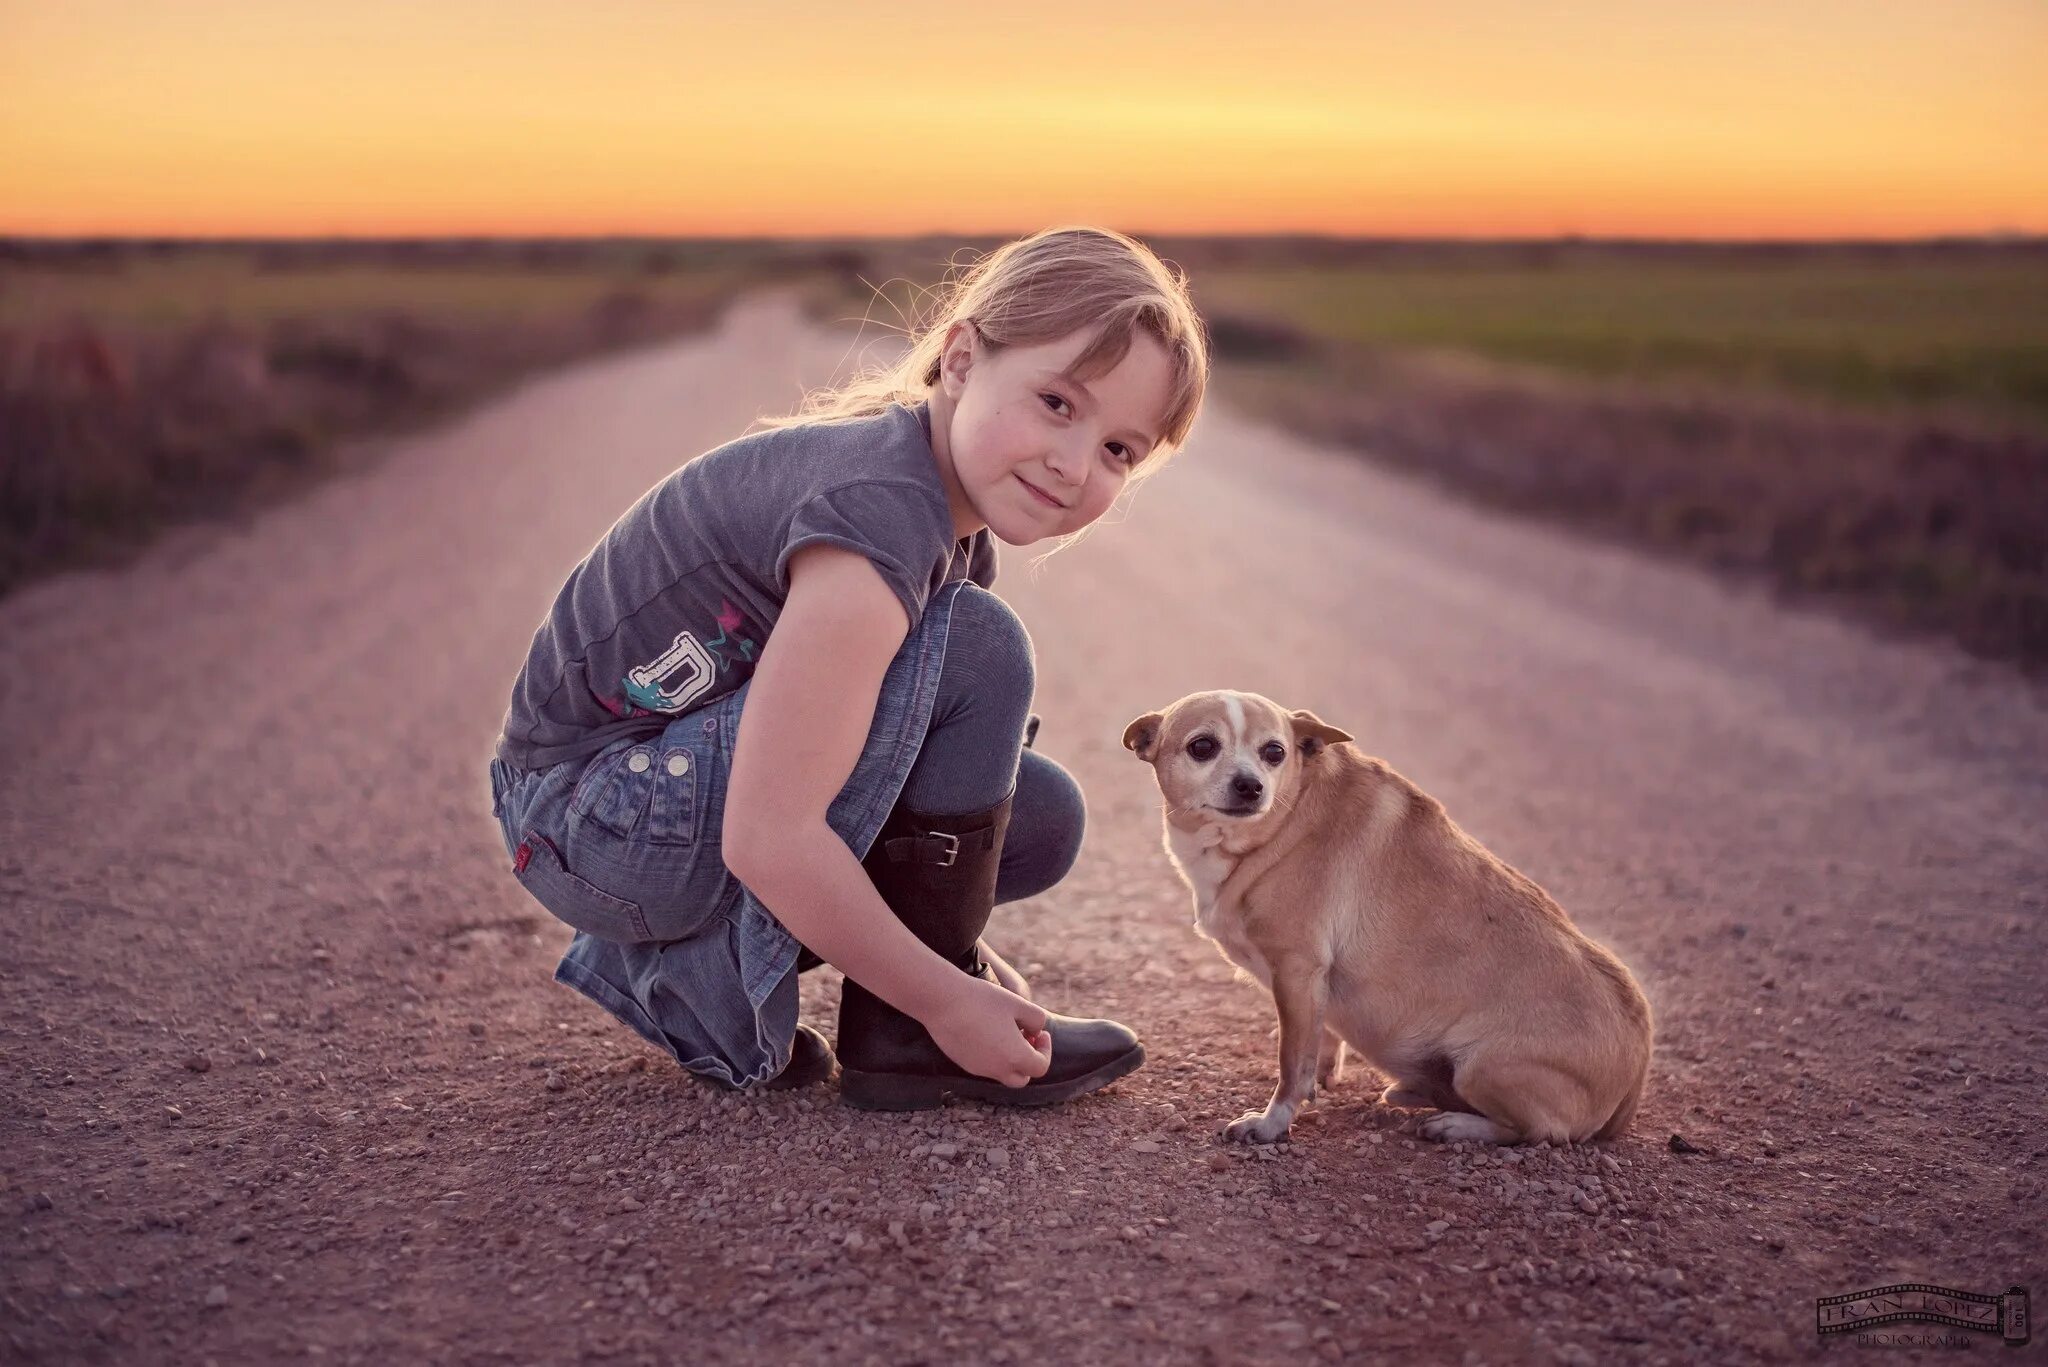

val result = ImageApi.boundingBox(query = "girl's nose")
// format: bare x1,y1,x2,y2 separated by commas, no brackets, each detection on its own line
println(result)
1044,440,1086,487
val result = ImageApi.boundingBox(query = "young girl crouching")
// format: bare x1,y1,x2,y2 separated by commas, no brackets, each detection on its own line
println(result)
487,225,1211,1107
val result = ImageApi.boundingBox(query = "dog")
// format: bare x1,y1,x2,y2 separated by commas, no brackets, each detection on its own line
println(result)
1124,690,1651,1145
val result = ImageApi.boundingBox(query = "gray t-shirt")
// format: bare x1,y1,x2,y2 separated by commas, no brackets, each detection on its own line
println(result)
496,398,996,771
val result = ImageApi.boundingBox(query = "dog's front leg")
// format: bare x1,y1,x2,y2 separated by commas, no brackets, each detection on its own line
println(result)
1225,960,1324,1144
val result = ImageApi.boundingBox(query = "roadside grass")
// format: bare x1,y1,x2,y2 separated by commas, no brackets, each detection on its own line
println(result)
1189,255,2048,429
1,242,835,595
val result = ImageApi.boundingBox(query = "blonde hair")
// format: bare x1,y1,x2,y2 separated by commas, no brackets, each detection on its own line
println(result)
756,226,1211,514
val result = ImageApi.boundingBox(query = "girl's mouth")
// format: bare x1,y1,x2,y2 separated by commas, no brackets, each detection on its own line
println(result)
1017,474,1064,510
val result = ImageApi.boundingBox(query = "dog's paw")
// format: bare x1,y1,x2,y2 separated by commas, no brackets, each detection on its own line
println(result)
1223,1109,1292,1145
1419,1112,1517,1145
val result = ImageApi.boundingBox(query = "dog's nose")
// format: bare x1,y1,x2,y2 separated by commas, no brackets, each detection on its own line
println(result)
1231,773,1263,801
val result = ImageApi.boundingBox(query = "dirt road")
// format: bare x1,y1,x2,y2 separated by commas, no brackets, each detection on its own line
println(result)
4,289,2043,1365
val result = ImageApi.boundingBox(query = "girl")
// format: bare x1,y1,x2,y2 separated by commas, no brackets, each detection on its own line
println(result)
487,225,1210,1108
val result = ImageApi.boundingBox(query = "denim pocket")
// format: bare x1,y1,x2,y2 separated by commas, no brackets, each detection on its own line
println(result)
542,698,744,942
570,743,652,839
511,830,649,943
571,731,720,849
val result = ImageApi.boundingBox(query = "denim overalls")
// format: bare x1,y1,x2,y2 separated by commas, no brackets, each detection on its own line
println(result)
487,578,968,1088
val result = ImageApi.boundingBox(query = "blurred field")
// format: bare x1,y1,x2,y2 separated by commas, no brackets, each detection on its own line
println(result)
795,236,2048,424
0,241,778,332
1190,250,2048,427
0,240,844,595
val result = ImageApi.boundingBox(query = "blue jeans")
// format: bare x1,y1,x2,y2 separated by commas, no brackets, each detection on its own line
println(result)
486,581,1084,1088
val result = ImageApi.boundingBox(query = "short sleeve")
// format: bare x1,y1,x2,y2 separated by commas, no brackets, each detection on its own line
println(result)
776,481,953,631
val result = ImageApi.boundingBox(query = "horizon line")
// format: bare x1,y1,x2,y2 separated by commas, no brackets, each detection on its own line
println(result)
6,229,2046,248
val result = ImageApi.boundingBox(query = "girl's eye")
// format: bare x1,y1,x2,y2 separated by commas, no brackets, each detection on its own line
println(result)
1043,392,1140,468
1260,742,1287,765
1187,736,1218,761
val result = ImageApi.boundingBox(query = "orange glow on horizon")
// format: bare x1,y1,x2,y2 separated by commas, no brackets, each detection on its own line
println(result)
2,0,2044,240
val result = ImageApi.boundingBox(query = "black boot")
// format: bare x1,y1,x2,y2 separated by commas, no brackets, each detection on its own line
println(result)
762,1024,835,1090
694,1023,835,1093
836,794,1145,1111
795,714,1039,976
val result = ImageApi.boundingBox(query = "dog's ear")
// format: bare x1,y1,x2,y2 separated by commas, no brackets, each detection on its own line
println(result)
1122,712,1165,762
1290,709,1353,758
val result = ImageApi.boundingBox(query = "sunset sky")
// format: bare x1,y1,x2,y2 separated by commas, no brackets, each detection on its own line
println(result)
3,0,2044,239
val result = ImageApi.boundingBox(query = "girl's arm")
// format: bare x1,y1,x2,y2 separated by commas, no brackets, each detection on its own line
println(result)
722,545,1051,1088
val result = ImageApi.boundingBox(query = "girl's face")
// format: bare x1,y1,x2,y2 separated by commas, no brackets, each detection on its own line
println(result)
931,319,1175,546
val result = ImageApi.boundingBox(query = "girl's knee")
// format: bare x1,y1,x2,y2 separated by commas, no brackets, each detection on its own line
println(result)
948,584,1035,697
1048,764,1085,876
1042,802,1084,887
1005,751,1085,894
1027,750,1085,834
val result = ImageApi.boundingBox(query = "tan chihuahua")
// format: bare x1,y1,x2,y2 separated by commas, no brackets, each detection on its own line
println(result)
1124,690,1651,1145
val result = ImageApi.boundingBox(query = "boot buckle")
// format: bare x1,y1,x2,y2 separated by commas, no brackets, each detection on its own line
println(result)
928,831,959,867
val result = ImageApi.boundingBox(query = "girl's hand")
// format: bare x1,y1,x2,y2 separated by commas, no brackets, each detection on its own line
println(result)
923,975,1053,1088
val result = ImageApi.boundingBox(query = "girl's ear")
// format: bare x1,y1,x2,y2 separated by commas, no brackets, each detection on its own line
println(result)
1290,709,1353,758
939,320,976,397
1122,712,1165,762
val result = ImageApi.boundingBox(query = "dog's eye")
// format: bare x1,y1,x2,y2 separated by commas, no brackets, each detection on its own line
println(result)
1260,742,1287,765
1186,736,1218,761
